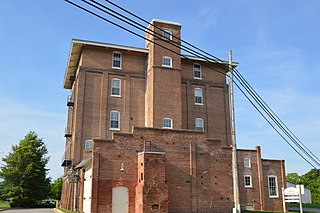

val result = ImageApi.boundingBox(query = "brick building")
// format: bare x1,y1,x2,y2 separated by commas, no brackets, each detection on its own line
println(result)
60,19,286,212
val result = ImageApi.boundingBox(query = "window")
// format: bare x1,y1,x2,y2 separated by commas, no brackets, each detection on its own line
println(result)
84,139,93,152
110,111,120,130
268,175,278,197
244,158,251,168
195,118,204,131
193,64,202,79
112,52,122,69
111,78,121,97
194,88,203,105
163,118,173,129
244,175,252,188
162,56,172,67
162,30,172,40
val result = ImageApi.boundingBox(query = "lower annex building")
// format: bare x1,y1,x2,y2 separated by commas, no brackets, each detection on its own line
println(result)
60,19,286,213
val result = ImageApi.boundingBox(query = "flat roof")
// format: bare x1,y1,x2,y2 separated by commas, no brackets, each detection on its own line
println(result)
151,18,181,26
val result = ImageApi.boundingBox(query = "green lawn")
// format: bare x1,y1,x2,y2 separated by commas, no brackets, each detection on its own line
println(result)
0,200,10,209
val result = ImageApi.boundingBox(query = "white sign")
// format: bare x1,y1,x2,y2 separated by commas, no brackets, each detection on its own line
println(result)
284,187,299,195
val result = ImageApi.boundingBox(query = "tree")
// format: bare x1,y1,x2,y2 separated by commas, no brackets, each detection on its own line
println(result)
286,172,302,184
0,131,51,207
286,169,320,204
50,177,63,200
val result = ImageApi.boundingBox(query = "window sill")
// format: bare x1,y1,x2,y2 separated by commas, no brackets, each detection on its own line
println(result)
162,65,172,68
245,186,253,188
195,103,204,106
193,77,202,80
111,95,121,98
109,128,120,131
269,195,279,198
112,67,122,70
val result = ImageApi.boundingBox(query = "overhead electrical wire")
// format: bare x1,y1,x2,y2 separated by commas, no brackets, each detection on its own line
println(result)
64,0,320,168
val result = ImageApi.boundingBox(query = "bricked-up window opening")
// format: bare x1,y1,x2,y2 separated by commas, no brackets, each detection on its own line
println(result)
152,204,160,210
244,175,252,188
194,88,203,105
111,78,121,97
162,29,172,40
112,52,122,69
162,56,172,68
162,118,173,129
244,158,251,168
195,118,204,131
110,110,120,130
268,175,278,198
193,64,202,79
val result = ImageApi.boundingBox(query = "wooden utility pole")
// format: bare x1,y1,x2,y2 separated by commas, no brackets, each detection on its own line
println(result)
229,50,241,213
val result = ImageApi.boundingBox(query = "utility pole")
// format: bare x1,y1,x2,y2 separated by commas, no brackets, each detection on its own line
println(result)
229,50,241,213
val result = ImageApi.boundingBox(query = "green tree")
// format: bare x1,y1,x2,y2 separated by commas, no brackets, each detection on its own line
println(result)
301,169,320,204
50,177,63,200
286,169,320,204
286,172,302,184
0,131,51,207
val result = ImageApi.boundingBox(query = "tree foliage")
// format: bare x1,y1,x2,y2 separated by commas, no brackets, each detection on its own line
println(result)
0,131,51,207
51,177,63,200
286,169,320,204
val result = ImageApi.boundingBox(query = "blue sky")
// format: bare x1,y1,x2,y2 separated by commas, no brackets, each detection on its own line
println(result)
0,0,319,180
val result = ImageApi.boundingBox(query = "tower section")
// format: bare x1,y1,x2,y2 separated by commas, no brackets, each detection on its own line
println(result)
145,19,182,129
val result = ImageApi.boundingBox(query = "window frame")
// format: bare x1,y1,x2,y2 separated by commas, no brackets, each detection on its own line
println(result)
244,158,251,168
194,88,203,105
195,118,204,131
244,175,252,188
112,52,122,69
111,78,121,97
162,118,173,129
193,63,202,79
268,175,279,198
109,110,120,130
162,29,172,40
162,56,172,68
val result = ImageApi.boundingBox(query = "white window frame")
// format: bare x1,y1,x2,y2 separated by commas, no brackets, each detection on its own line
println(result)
162,56,172,68
84,139,93,152
244,175,252,188
110,110,120,130
162,29,172,40
194,88,203,105
193,63,202,79
195,118,204,131
112,52,122,69
111,78,121,97
244,158,251,168
162,118,173,129
268,175,279,198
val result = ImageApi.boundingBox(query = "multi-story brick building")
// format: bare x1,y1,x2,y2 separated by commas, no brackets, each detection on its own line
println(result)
60,19,286,213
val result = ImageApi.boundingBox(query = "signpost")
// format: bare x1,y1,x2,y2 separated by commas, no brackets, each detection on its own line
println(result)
282,185,304,213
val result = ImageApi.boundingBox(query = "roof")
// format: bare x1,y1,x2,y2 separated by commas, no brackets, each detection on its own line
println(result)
63,39,238,89
63,39,149,89
151,18,181,26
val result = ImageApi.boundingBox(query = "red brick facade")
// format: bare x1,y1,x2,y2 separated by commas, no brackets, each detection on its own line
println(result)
60,19,286,212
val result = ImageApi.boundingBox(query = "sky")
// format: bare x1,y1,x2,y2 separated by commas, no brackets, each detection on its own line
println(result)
0,0,319,180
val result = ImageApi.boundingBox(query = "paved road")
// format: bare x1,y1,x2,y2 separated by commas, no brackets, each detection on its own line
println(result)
289,207,320,212
1,209,55,213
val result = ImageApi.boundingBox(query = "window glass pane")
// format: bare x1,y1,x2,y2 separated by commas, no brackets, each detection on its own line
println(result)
194,64,201,79
110,111,120,129
244,176,251,187
244,158,251,168
163,30,172,40
195,88,202,104
195,118,204,131
113,53,121,68
163,118,172,128
268,176,278,197
111,79,120,96
162,57,171,67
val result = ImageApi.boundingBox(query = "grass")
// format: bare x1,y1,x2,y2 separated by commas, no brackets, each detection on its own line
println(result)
0,200,10,210
58,208,80,213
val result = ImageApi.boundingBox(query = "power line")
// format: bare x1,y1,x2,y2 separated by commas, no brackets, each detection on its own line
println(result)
64,0,319,168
